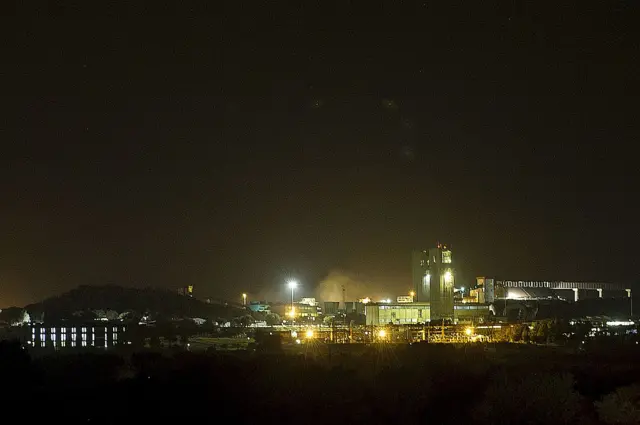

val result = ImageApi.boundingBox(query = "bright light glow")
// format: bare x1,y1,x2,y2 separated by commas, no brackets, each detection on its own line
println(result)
607,321,634,326
409,291,415,297
465,327,473,336
288,308,296,318
295,339,301,344
461,287,465,291
291,331,297,338
378,329,387,338
287,280,298,289
361,297,371,304
444,271,453,283
305,330,314,338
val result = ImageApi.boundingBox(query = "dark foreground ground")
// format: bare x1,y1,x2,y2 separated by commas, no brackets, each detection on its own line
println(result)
2,340,640,424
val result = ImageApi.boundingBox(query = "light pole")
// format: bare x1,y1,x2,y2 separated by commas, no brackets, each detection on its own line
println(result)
287,280,298,322
242,293,247,306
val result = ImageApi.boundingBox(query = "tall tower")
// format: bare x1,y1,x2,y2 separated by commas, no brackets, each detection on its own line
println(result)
412,244,455,321
412,250,430,302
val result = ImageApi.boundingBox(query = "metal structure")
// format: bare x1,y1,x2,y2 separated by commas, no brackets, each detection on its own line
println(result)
498,280,624,290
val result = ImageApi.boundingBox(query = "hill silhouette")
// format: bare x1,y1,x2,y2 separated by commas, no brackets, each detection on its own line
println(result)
23,285,244,322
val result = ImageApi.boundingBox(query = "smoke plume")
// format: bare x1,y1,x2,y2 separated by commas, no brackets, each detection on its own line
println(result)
315,269,392,302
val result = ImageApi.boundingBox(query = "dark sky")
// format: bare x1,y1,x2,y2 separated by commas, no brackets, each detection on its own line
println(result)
2,2,638,307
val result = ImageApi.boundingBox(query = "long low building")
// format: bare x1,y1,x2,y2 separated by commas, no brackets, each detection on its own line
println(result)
365,302,491,325
28,322,128,349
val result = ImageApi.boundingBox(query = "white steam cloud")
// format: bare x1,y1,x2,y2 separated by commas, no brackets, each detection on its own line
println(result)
315,269,394,302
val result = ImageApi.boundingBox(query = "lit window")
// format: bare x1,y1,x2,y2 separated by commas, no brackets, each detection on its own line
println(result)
71,341,77,347
82,327,87,333
61,328,66,334
40,328,45,334
61,341,66,347
51,328,56,333
82,341,87,347
82,334,87,341
72,327,77,333
72,334,77,341
51,334,56,341
113,333,117,341
41,341,45,347
112,327,117,333
442,250,452,264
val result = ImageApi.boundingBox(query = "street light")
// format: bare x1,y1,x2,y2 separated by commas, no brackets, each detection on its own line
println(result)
409,291,415,301
305,329,314,339
242,293,247,306
378,329,387,339
287,280,297,322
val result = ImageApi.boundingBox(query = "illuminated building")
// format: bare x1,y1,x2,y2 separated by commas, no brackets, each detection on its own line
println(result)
480,278,629,302
412,244,455,321
271,302,320,319
366,302,430,325
28,322,128,349
247,302,271,313
177,285,194,297
364,303,490,325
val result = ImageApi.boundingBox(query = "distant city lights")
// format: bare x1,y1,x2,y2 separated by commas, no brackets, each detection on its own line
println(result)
606,321,634,326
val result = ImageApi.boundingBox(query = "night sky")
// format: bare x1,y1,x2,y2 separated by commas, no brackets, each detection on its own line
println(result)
2,2,638,307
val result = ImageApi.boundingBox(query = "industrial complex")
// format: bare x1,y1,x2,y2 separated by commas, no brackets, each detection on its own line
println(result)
248,243,633,329
3,243,635,350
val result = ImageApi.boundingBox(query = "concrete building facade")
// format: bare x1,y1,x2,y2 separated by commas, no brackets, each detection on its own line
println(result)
412,244,455,321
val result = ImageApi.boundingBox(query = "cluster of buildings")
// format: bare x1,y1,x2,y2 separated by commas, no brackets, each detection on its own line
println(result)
247,243,634,328
3,243,634,351
365,244,491,325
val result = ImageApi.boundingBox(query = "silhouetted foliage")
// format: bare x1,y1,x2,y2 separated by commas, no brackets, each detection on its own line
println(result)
474,372,585,425
2,338,640,423
596,384,640,424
